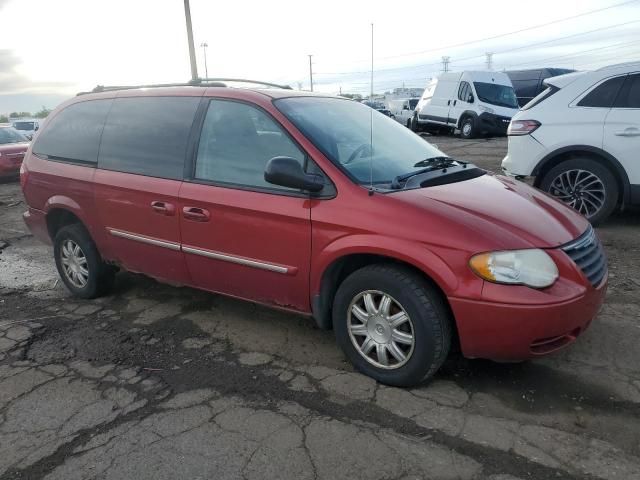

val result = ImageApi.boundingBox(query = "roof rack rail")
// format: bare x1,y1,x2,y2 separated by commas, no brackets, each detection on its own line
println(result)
77,78,292,96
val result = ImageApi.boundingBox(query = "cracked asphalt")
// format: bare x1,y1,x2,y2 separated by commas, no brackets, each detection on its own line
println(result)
1,136,639,479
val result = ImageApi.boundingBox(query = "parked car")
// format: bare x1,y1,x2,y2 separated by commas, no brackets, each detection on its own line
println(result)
413,71,519,138
388,98,419,128
11,119,40,140
363,100,394,118
0,125,29,179
506,68,575,107
503,62,640,224
21,82,606,386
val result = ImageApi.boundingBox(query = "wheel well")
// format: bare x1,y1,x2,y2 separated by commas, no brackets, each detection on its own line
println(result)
533,150,625,204
46,209,83,240
312,254,459,348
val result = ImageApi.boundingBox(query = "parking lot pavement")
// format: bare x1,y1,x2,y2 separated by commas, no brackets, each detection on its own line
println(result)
0,141,639,479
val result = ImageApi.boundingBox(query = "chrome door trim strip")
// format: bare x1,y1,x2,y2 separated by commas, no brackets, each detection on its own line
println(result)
107,228,181,251
182,245,289,274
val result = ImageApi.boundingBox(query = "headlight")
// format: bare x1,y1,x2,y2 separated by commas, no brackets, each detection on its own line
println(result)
469,249,558,288
478,105,494,114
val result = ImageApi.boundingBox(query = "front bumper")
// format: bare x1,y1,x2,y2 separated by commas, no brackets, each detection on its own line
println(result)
450,270,607,361
477,112,511,135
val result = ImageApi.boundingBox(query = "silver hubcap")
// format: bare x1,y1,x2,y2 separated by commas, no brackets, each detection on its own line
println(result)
462,123,472,136
348,290,415,370
60,239,89,288
549,169,606,219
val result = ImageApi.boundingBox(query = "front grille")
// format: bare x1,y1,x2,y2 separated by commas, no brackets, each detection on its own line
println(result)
562,226,607,287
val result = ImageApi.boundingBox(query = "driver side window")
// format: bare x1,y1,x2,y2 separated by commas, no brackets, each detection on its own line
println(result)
195,100,305,190
458,82,470,102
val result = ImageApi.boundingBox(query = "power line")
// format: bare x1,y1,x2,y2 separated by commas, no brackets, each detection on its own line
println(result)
370,0,640,62
313,19,639,79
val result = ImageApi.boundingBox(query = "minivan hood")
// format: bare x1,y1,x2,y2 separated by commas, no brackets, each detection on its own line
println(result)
394,174,588,250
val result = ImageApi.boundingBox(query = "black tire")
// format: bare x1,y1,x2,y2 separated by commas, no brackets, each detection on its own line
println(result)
411,116,421,133
460,116,475,139
539,158,618,225
333,264,452,387
53,224,115,299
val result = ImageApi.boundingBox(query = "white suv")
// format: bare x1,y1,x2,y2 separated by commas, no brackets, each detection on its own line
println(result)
502,62,640,224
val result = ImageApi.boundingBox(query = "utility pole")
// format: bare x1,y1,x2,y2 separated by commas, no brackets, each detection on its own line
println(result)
308,55,314,92
183,0,198,81
441,56,450,73
485,52,494,70
200,42,209,78
339,86,342,96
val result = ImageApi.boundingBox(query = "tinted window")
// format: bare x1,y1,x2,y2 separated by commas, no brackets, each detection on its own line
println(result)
614,74,640,108
195,100,304,190
577,76,626,108
13,122,35,131
0,127,27,144
98,96,199,179
457,82,468,101
473,82,519,109
33,100,112,164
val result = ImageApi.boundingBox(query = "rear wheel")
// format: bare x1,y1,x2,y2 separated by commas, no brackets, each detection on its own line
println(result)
539,158,618,225
333,264,451,387
54,224,115,299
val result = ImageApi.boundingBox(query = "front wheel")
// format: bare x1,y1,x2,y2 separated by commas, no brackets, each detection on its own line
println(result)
539,158,618,225
333,264,451,387
460,117,475,139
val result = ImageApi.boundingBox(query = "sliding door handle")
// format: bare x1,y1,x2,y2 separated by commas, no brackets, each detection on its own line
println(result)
151,201,175,216
183,206,210,222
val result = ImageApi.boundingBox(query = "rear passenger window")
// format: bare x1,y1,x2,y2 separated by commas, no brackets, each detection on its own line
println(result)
194,100,304,190
577,76,626,108
614,74,640,108
32,99,112,164
98,96,199,179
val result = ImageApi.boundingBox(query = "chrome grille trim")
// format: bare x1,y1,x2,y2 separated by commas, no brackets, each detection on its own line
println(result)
561,226,607,287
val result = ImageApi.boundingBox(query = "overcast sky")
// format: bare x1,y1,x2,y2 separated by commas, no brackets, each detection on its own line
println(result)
0,0,639,113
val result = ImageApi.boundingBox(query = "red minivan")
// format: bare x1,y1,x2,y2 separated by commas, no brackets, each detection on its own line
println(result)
20,81,607,386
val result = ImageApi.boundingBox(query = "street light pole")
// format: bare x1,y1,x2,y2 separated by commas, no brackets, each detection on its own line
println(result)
308,55,313,92
183,0,198,81
200,42,209,79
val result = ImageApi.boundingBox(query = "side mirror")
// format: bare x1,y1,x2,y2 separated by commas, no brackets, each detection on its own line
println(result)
467,94,474,103
35,125,39,131
265,156,324,193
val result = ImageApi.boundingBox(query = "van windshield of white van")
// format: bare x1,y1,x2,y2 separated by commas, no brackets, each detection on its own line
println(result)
473,83,518,109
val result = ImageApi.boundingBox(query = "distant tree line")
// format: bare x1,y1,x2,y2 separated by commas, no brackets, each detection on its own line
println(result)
0,106,51,123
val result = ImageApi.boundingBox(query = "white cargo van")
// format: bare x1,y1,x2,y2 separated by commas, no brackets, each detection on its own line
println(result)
412,71,519,138
388,98,420,127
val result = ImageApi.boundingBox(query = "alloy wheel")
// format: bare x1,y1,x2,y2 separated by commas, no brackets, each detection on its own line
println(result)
347,290,415,369
60,239,89,288
548,169,606,219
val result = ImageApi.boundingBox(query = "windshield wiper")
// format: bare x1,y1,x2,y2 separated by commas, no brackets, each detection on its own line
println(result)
412,156,458,168
391,157,464,189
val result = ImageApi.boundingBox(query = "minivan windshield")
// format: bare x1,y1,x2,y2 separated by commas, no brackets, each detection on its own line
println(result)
276,97,480,190
473,83,519,109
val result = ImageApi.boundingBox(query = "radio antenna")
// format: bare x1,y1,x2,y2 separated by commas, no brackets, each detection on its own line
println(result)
369,22,374,195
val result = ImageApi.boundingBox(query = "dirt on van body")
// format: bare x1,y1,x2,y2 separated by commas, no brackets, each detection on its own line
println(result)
0,136,639,480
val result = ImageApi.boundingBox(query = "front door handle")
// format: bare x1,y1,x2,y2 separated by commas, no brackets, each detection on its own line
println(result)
151,201,175,216
615,127,640,137
183,206,210,222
